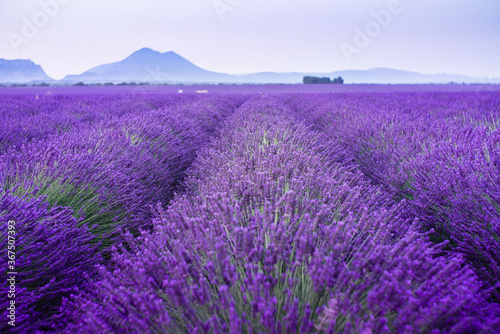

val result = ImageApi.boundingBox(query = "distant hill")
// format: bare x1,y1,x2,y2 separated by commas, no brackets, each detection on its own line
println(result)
0,59,53,83
324,68,493,84
63,48,232,83
3,48,499,84
62,48,499,84
230,68,497,84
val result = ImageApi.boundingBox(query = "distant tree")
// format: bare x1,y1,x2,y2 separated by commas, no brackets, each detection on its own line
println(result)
303,76,332,84
103,82,114,86
332,76,344,84
73,82,87,86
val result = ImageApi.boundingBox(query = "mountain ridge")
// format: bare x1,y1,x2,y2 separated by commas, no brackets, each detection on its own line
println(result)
0,59,53,83
63,48,232,83
1,48,499,84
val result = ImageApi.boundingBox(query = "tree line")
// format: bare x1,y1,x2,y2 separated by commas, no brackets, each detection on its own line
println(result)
303,76,344,84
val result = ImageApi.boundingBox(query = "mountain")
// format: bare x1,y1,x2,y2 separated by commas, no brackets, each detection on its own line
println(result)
63,49,499,84
63,48,232,83
5,48,498,85
228,68,497,84
0,59,53,83
325,68,491,84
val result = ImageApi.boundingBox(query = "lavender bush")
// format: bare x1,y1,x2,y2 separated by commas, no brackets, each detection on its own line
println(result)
1,95,243,247
0,94,193,152
2,90,500,332
285,92,500,301
61,97,499,333
0,94,244,333
0,191,101,333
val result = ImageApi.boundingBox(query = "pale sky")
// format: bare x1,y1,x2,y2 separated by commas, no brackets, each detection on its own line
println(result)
1,0,499,80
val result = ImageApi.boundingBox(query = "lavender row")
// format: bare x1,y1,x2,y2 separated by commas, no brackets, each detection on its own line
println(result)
61,97,499,333
0,94,246,333
0,192,102,332
284,92,500,301
2,95,244,241
0,94,197,152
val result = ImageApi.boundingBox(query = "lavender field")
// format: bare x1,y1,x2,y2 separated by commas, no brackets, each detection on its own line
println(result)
1,87,500,333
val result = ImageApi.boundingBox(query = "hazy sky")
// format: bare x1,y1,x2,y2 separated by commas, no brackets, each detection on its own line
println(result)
1,0,499,80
